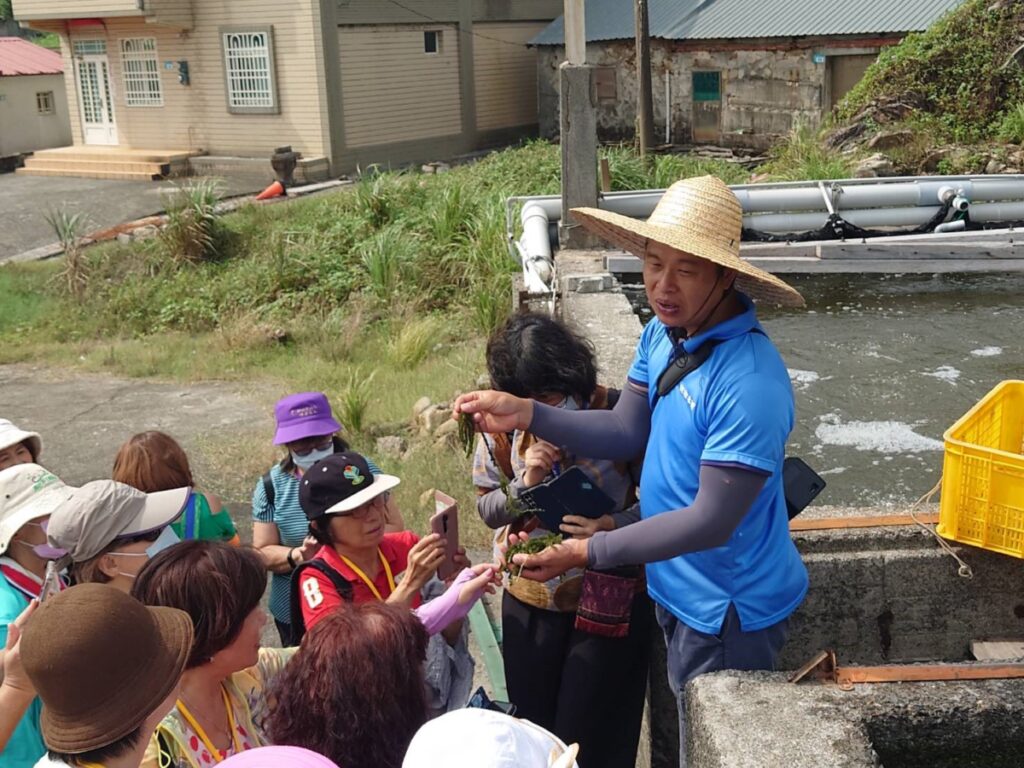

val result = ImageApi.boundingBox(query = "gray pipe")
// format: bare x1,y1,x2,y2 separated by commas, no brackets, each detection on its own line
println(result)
745,200,1024,233
505,175,1024,283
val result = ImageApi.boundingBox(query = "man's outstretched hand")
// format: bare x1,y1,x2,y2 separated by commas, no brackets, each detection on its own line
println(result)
453,391,534,435
508,535,589,583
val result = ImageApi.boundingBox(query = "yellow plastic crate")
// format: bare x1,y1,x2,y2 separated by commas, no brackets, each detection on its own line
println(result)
938,380,1024,558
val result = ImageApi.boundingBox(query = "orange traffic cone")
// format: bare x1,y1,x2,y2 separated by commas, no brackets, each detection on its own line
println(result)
256,180,285,200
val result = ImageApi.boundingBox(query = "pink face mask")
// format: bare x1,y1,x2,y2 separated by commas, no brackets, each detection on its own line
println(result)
16,520,68,561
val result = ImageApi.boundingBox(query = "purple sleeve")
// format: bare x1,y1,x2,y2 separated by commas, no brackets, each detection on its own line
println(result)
413,568,486,635
528,384,651,461
587,464,767,569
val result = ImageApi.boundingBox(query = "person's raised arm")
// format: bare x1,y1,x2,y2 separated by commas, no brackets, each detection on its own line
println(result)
587,464,767,567
0,601,38,754
455,383,652,463
511,464,768,580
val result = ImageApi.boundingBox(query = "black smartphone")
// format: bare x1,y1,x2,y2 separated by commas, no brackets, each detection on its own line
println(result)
782,456,826,519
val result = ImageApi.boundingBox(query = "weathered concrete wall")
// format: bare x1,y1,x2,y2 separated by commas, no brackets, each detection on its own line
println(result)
689,671,1024,768
784,516,1024,668
537,37,896,149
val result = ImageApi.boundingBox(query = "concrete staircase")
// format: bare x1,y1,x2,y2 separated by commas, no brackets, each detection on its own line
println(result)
17,146,203,181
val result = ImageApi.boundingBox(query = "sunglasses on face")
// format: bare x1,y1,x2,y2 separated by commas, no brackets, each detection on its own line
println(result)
290,437,334,456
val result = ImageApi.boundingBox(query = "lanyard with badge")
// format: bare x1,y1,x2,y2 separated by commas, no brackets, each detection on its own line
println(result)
175,686,243,763
339,549,396,601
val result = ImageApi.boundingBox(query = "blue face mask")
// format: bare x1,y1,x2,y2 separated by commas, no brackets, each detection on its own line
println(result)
145,525,181,557
291,445,334,471
110,526,181,580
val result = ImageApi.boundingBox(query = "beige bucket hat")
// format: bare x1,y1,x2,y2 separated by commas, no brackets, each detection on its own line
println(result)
571,175,804,307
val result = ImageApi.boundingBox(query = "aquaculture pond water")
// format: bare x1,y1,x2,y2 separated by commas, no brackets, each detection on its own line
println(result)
622,272,1024,508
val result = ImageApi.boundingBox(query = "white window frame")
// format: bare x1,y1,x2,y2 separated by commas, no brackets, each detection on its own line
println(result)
120,38,163,107
221,26,279,115
424,29,442,55
36,91,55,114
72,39,108,56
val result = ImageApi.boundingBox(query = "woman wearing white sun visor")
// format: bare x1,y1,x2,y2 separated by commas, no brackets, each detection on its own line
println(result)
47,480,190,592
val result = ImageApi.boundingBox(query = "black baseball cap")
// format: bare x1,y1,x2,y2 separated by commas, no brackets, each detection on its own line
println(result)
298,452,400,521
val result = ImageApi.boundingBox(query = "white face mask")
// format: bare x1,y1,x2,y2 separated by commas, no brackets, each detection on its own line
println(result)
291,444,334,471
110,526,181,579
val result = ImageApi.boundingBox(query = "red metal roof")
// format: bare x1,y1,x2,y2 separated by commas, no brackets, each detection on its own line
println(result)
0,37,64,77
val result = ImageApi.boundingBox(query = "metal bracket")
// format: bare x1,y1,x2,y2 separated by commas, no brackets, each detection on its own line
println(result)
817,181,836,216
790,650,1024,691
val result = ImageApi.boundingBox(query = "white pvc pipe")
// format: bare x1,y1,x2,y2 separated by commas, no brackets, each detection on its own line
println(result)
517,201,554,293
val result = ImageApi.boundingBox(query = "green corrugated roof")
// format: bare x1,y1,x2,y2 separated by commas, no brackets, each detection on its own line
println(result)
530,0,967,46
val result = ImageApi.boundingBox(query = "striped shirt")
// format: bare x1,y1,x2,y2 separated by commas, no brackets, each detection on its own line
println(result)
252,458,382,625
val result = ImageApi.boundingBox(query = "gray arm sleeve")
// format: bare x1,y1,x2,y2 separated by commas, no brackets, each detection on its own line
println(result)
529,384,651,461
475,477,532,529
588,464,768,569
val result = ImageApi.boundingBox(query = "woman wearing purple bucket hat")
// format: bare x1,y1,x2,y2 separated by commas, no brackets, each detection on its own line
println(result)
252,392,403,646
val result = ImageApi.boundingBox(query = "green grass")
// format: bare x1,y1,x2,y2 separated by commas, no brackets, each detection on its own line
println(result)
759,122,855,181
0,261,59,336
837,0,1024,144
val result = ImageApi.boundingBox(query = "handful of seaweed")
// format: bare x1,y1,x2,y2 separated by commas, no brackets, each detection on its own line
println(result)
457,411,476,458
504,532,563,577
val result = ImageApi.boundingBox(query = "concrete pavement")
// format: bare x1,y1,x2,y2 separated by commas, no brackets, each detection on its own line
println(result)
0,173,259,259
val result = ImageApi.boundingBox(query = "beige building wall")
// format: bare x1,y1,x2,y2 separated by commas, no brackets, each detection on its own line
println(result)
13,0,193,27
27,0,330,159
472,21,545,131
12,0,139,15
0,72,72,155
338,24,462,149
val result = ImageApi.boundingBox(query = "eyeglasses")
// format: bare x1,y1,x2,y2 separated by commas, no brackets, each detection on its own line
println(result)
330,491,391,520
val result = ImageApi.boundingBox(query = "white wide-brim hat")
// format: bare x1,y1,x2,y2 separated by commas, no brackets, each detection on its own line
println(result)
403,709,580,768
0,418,41,459
571,175,805,307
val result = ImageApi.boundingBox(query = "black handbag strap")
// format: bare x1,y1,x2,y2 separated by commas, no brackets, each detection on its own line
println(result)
650,327,766,411
288,559,354,643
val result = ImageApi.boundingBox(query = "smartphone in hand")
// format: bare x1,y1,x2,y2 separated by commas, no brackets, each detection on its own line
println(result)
429,490,460,581
38,561,61,603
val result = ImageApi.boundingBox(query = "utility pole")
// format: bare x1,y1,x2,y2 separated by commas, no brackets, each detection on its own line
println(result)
635,0,655,156
559,0,599,249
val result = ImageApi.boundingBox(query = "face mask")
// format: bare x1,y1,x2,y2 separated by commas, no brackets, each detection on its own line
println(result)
111,525,181,562
14,521,68,561
291,444,333,471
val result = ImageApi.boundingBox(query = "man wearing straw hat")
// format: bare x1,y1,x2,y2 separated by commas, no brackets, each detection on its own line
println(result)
455,176,808,765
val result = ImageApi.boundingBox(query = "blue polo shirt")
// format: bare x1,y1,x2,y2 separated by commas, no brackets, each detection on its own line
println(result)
627,293,807,634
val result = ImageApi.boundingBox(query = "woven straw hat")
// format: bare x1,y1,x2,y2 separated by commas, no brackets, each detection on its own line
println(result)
571,175,804,307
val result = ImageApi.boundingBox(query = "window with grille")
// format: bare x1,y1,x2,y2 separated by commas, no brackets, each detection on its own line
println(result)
692,71,721,102
222,28,278,114
36,91,55,114
121,38,163,107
